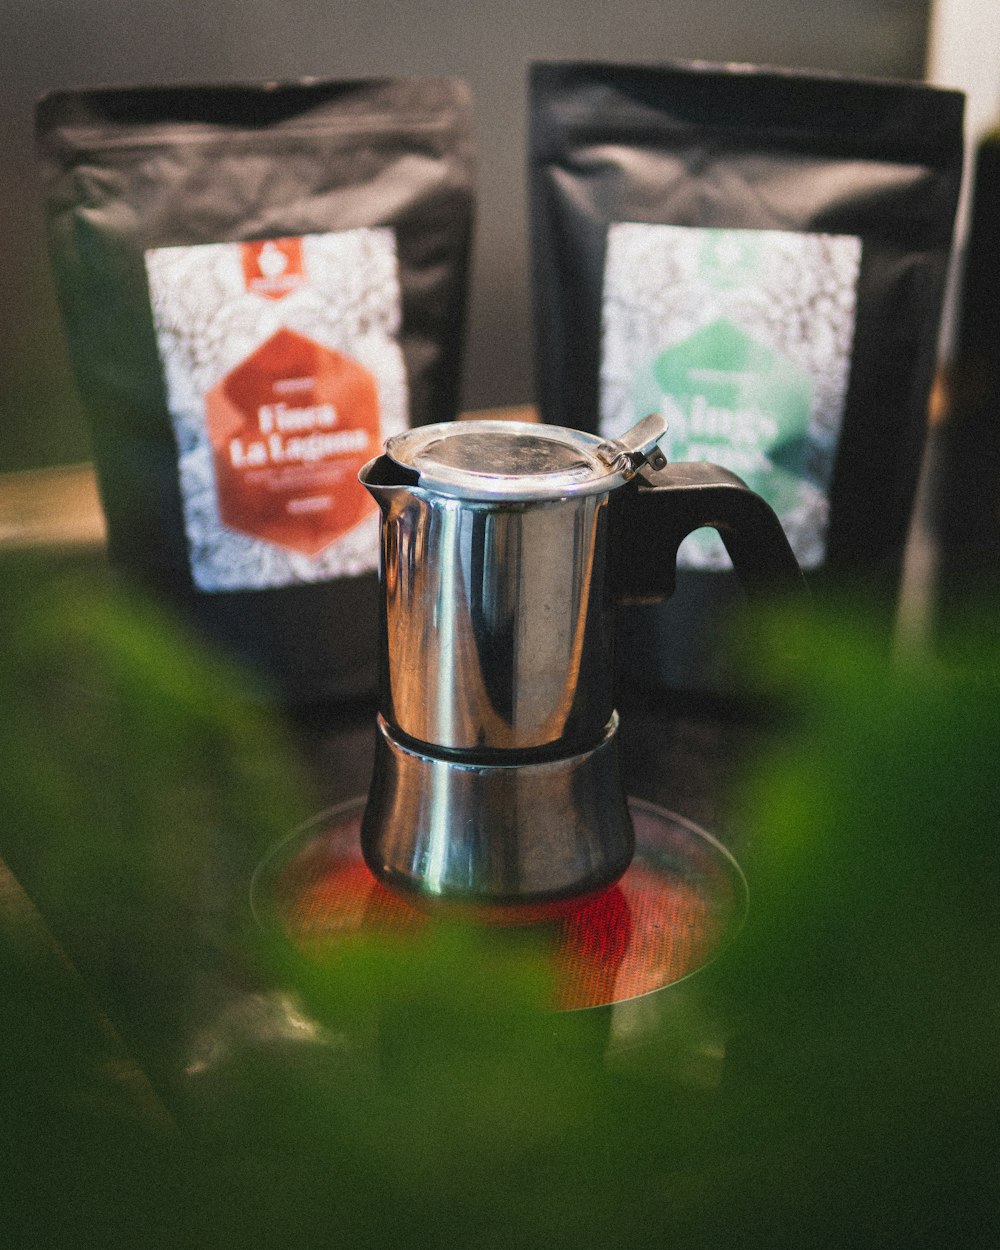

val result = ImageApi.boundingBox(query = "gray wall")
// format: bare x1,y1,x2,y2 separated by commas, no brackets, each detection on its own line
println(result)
0,0,930,471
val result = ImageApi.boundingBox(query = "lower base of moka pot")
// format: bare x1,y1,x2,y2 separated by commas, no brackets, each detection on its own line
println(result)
359,714,635,910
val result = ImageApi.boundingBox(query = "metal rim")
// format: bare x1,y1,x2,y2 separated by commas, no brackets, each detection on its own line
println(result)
383,420,629,501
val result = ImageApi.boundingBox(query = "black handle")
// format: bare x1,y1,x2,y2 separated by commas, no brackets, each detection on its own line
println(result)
615,461,806,604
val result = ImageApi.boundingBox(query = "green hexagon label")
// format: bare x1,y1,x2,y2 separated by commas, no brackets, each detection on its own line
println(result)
600,224,862,569
634,317,813,516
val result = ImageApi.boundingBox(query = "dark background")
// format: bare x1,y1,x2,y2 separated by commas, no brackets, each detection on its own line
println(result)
0,0,930,472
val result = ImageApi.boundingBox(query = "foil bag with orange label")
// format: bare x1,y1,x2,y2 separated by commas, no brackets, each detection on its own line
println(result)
36,78,475,703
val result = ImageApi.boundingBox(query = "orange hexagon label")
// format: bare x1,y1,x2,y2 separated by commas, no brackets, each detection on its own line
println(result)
205,327,381,557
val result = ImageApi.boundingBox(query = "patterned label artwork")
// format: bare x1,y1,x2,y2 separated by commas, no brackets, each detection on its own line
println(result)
145,229,408,591
600,225,861,569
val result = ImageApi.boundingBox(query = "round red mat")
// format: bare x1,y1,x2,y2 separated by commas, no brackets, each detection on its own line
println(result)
252,797,746,1011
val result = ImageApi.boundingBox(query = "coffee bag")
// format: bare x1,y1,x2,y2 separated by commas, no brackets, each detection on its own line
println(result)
529,61,963,690
37,77,474,703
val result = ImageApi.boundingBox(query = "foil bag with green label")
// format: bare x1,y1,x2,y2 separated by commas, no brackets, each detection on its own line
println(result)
529,61,963,693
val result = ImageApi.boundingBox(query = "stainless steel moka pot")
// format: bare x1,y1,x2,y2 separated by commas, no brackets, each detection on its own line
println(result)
358,414,801,910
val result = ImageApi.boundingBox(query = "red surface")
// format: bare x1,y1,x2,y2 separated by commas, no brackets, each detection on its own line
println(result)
266,804,741,1012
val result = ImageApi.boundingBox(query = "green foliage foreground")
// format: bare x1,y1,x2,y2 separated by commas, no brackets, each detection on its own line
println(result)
2,555,998,1248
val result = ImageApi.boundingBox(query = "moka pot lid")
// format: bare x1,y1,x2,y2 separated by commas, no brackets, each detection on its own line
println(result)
383,415,668,501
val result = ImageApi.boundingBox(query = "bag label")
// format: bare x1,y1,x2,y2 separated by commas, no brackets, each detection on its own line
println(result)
145,229,408,591
600,224,861,569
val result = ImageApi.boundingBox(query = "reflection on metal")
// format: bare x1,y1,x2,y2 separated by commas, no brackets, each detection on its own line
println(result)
360,714,633,903
377,489,613,752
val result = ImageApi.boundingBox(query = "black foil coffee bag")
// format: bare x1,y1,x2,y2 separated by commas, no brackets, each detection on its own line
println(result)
529,61,963,692
37,77,474,704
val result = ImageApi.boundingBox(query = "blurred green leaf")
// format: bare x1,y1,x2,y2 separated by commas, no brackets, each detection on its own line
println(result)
705,597,1000,1248
0,552,316,1088
4,554,999,1248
